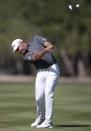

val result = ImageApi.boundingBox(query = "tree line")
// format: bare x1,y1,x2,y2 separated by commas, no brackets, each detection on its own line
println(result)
0,0,91,76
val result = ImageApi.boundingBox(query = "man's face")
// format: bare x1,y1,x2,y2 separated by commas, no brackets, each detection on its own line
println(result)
16,42,26,53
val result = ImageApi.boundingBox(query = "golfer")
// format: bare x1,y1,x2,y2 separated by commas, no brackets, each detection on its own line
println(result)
11,35,60,128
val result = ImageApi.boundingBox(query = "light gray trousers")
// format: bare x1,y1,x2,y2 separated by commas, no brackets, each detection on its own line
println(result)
35,63,60,123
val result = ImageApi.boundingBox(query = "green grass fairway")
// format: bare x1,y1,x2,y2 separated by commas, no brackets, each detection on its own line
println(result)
0,81,91,131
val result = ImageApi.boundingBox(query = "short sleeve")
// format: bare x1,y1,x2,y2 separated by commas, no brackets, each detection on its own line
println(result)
33,35,47,46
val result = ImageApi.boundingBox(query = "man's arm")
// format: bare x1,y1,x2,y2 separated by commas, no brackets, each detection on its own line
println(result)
32,41,55,61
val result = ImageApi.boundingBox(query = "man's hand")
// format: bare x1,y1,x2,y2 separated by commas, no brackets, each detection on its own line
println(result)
44,42,55,52
32,41,55,61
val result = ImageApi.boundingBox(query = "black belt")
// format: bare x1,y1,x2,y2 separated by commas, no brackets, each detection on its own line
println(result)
38,62,57,72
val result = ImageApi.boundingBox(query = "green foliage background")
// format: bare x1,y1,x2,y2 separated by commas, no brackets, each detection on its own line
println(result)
0,0,91,55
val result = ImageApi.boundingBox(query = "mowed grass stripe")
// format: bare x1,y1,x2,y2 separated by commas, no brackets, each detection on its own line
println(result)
0,82,91,131
54,83,91,128
0,82,35,127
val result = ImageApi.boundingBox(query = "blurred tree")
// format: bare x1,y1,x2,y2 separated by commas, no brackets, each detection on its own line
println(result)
0,0,91,75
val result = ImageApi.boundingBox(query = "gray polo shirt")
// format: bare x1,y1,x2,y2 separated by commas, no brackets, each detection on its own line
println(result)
23,35,56,69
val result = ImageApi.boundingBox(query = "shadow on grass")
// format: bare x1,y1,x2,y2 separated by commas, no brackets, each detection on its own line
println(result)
55,124,91,128
0,120,91,129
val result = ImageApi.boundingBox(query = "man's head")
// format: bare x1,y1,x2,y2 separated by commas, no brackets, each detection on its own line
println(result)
11,39,27,53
